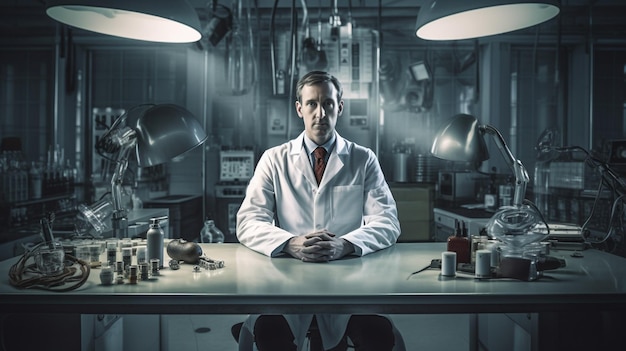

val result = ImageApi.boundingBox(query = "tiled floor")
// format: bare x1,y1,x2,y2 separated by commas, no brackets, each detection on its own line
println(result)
161,314,470,351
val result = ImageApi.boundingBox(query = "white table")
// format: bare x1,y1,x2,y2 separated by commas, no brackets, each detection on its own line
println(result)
2,242,626,350
1,242,625,315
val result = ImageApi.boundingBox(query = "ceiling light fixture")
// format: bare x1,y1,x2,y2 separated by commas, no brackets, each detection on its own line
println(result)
415,0,560,40
45,0,202,43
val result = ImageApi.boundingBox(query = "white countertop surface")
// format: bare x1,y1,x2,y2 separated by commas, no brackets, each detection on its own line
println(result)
1,242,625,315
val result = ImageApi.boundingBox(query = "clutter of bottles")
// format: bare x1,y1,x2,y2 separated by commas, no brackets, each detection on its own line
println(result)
0,144,79,203
1,145,80,229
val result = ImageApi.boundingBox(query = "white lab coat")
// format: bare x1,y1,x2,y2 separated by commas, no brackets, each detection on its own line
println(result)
236,131,400,350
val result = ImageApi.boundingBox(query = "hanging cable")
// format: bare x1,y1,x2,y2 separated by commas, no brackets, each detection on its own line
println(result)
270,0,279,95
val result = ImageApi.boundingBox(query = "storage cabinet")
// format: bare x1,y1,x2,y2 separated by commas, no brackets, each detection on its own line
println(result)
389,183,434,242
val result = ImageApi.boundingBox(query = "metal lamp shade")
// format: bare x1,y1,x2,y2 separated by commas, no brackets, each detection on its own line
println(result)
134,104,207,167
45,0,202,43
431,114,489,163
415,0,560,40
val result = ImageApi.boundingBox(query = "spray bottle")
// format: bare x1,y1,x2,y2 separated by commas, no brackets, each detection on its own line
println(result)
146,217,165,269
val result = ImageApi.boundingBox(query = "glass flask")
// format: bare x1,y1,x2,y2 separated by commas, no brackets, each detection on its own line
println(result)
486,204,549,257
200,219,225,243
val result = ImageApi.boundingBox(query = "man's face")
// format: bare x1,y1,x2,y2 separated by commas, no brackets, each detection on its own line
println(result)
295,81,343,145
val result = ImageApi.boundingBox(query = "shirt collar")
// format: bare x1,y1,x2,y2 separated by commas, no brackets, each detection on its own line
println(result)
304,132,336,156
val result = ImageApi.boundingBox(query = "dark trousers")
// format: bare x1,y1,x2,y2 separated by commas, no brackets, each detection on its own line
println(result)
253,314,395,351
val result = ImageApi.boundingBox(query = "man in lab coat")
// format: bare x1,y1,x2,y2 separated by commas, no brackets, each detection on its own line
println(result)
236,71,401,351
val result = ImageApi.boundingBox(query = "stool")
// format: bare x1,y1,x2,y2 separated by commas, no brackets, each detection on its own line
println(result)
231,319,405,351
232,321,327,351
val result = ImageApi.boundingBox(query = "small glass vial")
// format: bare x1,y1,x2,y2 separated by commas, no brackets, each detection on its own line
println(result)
99,265,114,286
136,246,147,264
89,244,102,266
122,247,132,269
128,265,138,284
106,241,118,266
75,245,90,263
471,235,488,264
115,260,124,275
150,258,160,277
139,262,150,281
115,260,125,284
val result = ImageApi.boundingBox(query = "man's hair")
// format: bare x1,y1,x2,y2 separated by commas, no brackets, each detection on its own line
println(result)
295,71,343,103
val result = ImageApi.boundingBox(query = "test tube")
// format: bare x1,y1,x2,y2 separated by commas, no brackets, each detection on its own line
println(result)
139,262,150,281
150,258,160,277
136,246,147,264
106,241,117,266
129,265,138,284
122,247,132,272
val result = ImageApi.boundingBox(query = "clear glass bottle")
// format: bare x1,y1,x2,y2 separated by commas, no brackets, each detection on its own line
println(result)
200,219,225,243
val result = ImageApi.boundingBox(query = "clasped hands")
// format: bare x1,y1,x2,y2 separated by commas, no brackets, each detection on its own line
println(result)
285,230,354,262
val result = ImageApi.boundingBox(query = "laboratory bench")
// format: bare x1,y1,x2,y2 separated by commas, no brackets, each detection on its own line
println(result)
3,241,626,314
1,242,625,350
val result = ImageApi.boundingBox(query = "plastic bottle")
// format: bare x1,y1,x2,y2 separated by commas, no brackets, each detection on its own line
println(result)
200,219,225,243
99,265,114,286
146,217,164,268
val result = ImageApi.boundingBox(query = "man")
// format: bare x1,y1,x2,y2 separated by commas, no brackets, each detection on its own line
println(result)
236,70,401,351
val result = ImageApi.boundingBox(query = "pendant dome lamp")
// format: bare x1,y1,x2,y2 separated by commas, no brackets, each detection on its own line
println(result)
45,0,202,43
415,0,560,40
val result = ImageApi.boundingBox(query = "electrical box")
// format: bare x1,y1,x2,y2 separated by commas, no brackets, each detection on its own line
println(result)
219,149,255,182
282,25,376,99
275,23,380,150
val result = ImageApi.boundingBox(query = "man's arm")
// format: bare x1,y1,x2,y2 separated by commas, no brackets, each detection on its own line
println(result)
236,151,295,257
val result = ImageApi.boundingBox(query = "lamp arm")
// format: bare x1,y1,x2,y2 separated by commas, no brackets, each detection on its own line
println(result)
111,149,131,211
109,127,137,238
481,125,529,207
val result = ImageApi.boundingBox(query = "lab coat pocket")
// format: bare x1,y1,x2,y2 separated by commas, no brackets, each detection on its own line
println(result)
331,185,364,230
